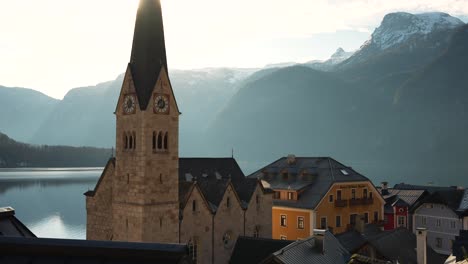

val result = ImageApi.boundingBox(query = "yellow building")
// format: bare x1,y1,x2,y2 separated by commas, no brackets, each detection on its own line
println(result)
249,155,385,240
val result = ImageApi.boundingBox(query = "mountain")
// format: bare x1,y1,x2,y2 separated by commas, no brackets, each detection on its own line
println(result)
0,132,110,167
206,13,468,186
1,12,467,185
0,86,58,143
305,47,354,71
0,68,257,148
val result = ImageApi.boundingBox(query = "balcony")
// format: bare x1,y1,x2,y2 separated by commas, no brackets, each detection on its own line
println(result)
349,197,374,207
334,199,348,207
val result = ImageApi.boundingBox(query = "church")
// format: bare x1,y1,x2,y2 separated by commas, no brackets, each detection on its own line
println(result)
84,1,273,263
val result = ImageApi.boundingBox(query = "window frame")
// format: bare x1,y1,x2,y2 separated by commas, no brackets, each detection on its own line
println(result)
280,215,287,227
297,216,305,229
336,215,342,228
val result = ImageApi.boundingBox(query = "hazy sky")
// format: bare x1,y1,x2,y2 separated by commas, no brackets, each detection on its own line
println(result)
0,0,467,99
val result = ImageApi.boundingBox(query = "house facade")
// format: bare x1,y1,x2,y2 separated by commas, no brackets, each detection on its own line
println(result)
249,156,385,240
413,190,467,255
85,1,273,263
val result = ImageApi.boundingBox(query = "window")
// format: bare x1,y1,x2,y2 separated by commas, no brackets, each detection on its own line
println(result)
287,192,294,200
192,200,197,212
188,237,199,264
280,215,287,227
223,231,234,249
422,216,427,225
124,134,128,149
364,212,369,224
157,132,162,149
363,189,368,199
384,215,388,224
320,217,327,229
436,237,443,248
369,191,373,199
374,211,379,222
226,197,231,208
163,132,168,150
280,235,287,240
274,192,280,199
436,219,441,227
451,221,456,229
329,194,334,203
254,226,260,238
351,189,356,199
129,135,133,149
398,216,406,227
336,215,342,227
298,217,304,229
133,131,136,149
350,214,357,226
337,190,342,200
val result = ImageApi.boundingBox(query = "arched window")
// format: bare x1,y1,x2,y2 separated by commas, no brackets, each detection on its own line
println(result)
129,135,133,149
164,132,168,150
124,133,128,149
192,200,197,212
157,132,162,149
152,132,156,150
133,132,136,149
188,237,199,264
226,197,231,208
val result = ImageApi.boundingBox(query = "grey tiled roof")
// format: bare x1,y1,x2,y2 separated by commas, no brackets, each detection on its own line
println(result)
270,231,350,264
458,189,468,213
230,236,294,264
0,207,36,238
393,183,458,194
249,157,372,209
178,158,263,213
380,189,426,208
422,190,465,215
335,230,367,252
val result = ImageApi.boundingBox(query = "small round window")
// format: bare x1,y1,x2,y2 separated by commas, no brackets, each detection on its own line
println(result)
223,231,234,249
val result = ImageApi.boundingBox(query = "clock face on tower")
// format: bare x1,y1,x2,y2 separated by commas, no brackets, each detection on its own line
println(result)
154,95,169,114
123,95,136,114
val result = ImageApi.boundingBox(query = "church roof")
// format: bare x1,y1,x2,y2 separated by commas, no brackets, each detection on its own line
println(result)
130,0,168,110
178,158,269,213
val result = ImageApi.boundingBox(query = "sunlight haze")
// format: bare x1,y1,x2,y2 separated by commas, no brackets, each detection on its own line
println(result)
0,0,467,99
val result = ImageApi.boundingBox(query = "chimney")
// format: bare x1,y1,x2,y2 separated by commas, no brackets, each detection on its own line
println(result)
381,181,389,195
416,227,427,264
313,229,326,254
355,214,366,233
287,155,296,165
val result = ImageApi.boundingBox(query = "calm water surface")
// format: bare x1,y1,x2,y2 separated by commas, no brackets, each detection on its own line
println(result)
0,168,102,239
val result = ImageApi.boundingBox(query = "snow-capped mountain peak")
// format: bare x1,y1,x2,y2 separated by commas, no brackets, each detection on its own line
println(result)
371,12,464,50
329,47,354,63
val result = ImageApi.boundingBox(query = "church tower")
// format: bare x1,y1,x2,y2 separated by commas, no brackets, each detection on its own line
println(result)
112,0,180,243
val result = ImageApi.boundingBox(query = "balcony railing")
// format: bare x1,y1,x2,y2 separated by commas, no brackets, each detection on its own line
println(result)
349,197,374,206
334,199,348,207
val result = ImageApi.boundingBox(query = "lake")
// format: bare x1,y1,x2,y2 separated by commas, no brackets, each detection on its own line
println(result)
0,168,102,239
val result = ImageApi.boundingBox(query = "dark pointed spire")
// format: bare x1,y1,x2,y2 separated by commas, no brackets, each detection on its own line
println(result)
129,0,168,110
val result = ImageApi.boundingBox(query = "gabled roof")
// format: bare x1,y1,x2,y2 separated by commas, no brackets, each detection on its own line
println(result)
421,190,466,215
230,236,294,264
379,188,427,208
0,207,36,238
84,158,115,197
338,226,446,264
178,158,270,213
0,236,191,264
267,231,350,264
249,157,373,209
129,0,168,110
393,183,459,194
